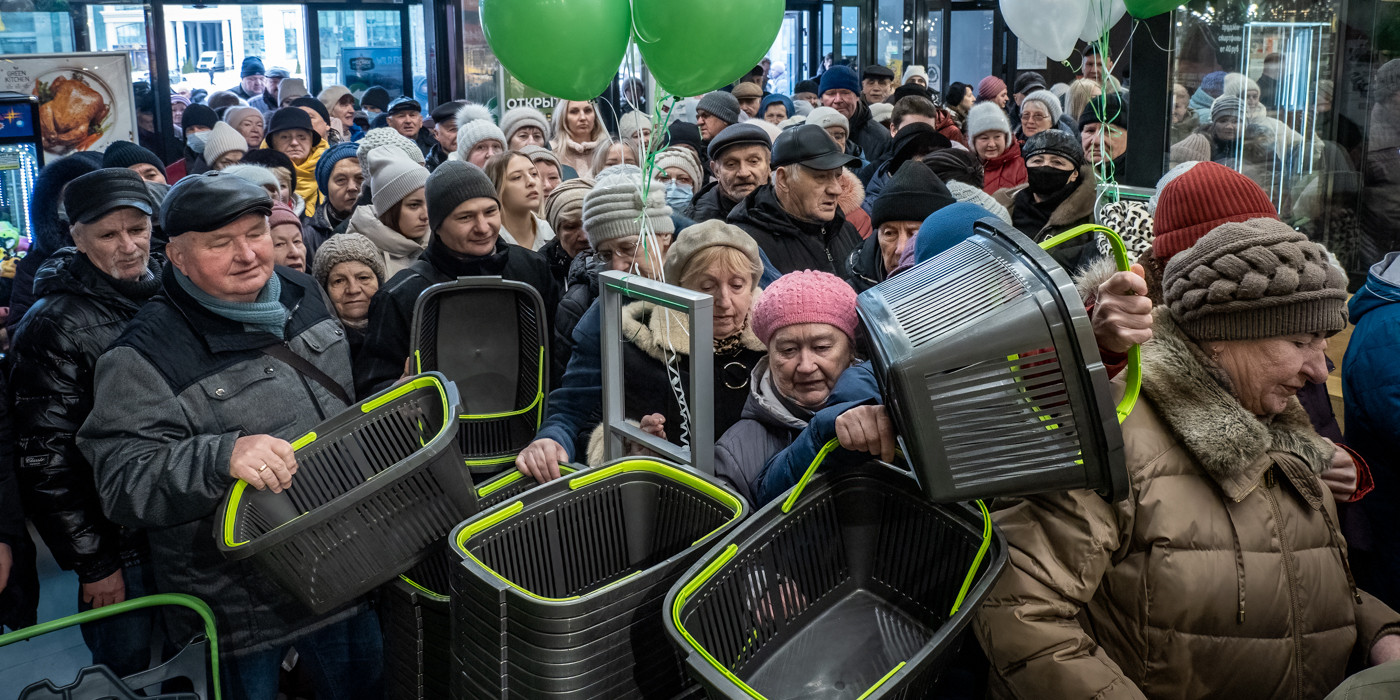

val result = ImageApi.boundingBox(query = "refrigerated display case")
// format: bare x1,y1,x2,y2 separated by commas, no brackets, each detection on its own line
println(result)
0,92,43,246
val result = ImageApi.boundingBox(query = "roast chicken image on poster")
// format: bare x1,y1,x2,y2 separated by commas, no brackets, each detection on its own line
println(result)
35,74,111,153
1,52,135,160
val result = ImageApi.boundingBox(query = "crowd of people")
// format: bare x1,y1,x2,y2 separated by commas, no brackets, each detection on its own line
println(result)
1,48,1399,700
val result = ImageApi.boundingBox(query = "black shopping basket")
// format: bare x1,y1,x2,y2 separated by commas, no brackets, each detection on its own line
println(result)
665,442,1006,699
448,459,747,699
382,464,575,700
411,277,549,478
0,594,220,699
217,372,474,614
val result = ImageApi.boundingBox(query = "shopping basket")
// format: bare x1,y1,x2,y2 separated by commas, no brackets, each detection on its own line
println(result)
665,442,1006,699
0,594,220,699
856,219,1140,502
411,277,548,478
447,459,747,699
382,464,575,700
217,372,473,614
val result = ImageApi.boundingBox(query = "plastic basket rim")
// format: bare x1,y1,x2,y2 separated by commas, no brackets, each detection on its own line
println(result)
664,461,1007,700
450,458,746,604
217,373,458,556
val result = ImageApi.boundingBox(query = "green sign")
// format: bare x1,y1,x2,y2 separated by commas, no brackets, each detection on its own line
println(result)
498,68,562,119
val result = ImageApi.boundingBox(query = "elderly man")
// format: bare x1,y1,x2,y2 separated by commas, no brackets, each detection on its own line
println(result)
355,161,558,399
249,67,288,115
695,91,742,146
729,123,862,277
231,56,264,101
77,172,382,699
862,65,896,104
691,123,772,223
1081,93,1129,175
820,65,891,163
386,96,437,157
425,100,465,171
11,169,165,677
849,161,955,292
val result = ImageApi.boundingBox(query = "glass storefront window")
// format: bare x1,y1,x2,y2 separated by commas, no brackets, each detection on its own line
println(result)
763,12,805,97
927,10,943,90
86,5,147,75
949,10,993,86
162,5,305,95
878,0,907,78
318,9,403,97
410,3,428,107
0,12,76,56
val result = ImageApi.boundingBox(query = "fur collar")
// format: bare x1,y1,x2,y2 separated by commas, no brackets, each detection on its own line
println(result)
620,293,765,364
1141,311,1333,501
837,168,865,214
1046,166,1099,229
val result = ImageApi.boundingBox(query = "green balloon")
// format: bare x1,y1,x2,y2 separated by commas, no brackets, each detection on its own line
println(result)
480,0,632,101
633,0,785,97
1124,0,1179,19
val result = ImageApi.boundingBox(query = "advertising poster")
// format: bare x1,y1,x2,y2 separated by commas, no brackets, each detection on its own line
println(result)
0,52,137,160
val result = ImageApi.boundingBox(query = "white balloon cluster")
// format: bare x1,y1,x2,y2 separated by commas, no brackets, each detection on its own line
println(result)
1001,0,1127,62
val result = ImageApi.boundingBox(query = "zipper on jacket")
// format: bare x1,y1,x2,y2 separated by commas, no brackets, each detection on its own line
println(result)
1264,472,1306,699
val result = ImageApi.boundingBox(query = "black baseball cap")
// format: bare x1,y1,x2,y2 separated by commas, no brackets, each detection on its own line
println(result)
160,171,274,238
772,124,862,170
65,169,155,225
387,96,422,115
707,123,772,162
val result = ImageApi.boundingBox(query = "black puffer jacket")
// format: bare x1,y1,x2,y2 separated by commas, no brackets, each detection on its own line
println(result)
10,249,162,585
538,237,576,294
728,185,862,279
690,180,741,223
847,233,886,293
552,252,599,387
849,101,892,164
0,368,38,632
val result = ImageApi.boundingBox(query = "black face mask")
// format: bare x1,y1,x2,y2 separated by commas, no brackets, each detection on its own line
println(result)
1026,166,1076,196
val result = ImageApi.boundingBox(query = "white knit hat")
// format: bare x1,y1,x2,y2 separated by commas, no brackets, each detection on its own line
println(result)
617,110,653,142
1020,89,1064,126
903,66,928,85
203,121,249,167
805,106,849,132
318,85,352,116
356,127,425,181
221,164,281,194
655,147,701,186
499,106,549,143
965,102,1012,141
367,146,429,216
869,103,894,124
456,103,507,157
581,164,674,248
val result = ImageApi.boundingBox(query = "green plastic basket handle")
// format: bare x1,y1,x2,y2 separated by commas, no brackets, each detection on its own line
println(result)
781,438,992,616
1037,224,1142,424
0,593,221,700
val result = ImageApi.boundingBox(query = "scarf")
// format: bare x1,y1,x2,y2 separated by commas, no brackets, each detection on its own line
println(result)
424,236,509,278
292,140,327,218
174,267,288,339
79,254,161,302
1012,180,1076,240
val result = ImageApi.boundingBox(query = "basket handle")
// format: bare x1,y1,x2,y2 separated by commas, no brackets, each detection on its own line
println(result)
1037,224,1142,424
780,438,842,514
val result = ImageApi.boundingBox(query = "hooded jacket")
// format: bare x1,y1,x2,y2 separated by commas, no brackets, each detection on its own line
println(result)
976,312,1400,699
11,250,162,586
552,252,599,389
715,359,812,504
345,204,430,279
728,184,862,279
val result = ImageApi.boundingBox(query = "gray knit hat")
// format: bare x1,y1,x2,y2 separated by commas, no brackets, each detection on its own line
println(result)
964,102,1011,141
1163,217,1348,341
426,160,498,231
544,178,593,233
456,103,507,157
367,146,429,216
581,164,674,249
500,106,550,143
356,127,425,182
663,219,762,284
1020,89,1063,126
1211,95,1245,124
520,144,561,171
312,232,387,288
655,147,702,187
696,91,741,126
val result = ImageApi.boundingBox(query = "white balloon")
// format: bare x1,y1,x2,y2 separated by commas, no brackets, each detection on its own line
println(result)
1079,0,1128,43
1002,0,1090,62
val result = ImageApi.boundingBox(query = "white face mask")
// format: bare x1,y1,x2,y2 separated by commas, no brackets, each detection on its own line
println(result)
665,180,692,209
187,130,211,154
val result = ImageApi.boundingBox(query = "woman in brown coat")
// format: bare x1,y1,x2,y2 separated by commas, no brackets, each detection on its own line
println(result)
975,218,1400,699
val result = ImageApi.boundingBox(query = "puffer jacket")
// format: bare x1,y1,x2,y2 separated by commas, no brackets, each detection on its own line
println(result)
728,185,862,279
847,231,886,293
345,204,430,279
552,253,599,388
982,140,1028,194
848,101,892,164
714,359,811,504
975,312,1400,700
10,250,163,586
77,265,361,657
0,369,38,632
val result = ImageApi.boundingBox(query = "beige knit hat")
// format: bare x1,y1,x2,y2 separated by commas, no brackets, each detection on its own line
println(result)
654,147,702,186
663,219,762,284
312,232,387,288
544,178,593,233
204,121,249,167
367,146,429,216
581,164,673,248
617,110,653,142
1163,217,1348,341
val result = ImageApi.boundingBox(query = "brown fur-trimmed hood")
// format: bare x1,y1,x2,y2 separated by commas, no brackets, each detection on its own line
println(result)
620,294,765,363
837,168,865,214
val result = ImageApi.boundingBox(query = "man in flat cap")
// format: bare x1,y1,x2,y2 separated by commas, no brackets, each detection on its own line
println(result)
77,171,382,698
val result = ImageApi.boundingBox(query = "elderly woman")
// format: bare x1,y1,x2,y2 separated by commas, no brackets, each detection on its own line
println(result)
1004,129,1100,272
715,270,857,503
264,107,327,217
976,218,1400,698
484,150,554,252
312,232,385,360
224,106,265,150
1015,89,1064,144
967,102,1027,194
539,178,592,290
656,146,703,219
551,99,607,178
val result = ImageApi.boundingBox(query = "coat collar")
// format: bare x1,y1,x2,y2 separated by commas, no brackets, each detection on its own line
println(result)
1141,311,1333,502
620,291,765,364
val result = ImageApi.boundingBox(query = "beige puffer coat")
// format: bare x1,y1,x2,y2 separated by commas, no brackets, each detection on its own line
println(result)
975,311,1400,700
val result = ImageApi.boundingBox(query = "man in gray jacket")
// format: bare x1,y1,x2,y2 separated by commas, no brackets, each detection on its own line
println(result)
77,171,382,699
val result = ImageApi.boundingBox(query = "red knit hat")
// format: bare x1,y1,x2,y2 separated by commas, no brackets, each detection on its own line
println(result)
751,270,859,346
1151,162,1278,262
977,76,1007,101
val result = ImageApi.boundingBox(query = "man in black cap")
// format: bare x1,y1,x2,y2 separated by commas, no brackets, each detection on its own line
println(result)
1080,92,1129,175
78,171,383,697
691,123,772,224
385,96,437,157
426,100,466,171
360,86,391,119
1010,71,1048,132
231,56,265,101
793,79,820,109
862,65,896,105
355,160,557,397
11,169,165,679
728,123,863,278
250,67,289,115
849,160,956,292
103,141,168,185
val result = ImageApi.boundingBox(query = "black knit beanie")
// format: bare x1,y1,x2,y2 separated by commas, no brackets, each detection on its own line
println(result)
871,160,956,229
426,161,498,231
1022,129,1085,169
181,104,219,134
102,141,166,178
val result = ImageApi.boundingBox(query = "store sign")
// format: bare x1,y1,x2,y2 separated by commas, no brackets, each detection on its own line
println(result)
343,47,405,95
0,52,136,161
499,68,560,119
1218,23,1245,63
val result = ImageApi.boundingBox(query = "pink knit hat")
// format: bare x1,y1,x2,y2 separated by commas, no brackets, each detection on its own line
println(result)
268,202,301,232
751,270,860,346
977,76,1007,101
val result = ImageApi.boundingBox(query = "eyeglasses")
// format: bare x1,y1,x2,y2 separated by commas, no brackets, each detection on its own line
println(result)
595,240,640,265
1022,112,1050,123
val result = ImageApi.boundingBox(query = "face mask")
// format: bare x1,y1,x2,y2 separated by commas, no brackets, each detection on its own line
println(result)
1026,165,1075,196
665,181,692,209
186,130,211,155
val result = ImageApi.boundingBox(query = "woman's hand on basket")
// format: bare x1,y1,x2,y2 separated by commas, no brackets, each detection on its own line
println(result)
517,438,567,484
231,434,298,493
834,405,897,463
1093,265,1153,355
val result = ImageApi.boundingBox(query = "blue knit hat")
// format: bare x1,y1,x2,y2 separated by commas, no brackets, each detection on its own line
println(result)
915,202,997,264
315,141,360,196
819,66,861,96
240,56,264,78
758,93,795,120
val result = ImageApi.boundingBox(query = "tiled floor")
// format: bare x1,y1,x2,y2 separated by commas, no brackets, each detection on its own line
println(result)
0,527,92,696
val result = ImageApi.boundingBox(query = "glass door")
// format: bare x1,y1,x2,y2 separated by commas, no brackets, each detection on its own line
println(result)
315,8,408,101
763,11,807,96
161,4,307,97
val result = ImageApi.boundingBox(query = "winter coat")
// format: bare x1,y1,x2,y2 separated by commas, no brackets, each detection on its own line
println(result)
76,265,363,657
426,143,451,172
848,101,892,164
538,237,575,295
345,204,430,279
498,212,556,253
714,359,811,504
975,312,1400,700
691,180,741,224
10,152,104,331
354,238,558,398
10,250,163,586
552,253,598,390
982,141,1028,194
0,369,38,632
582,298,767,466
1003,165,1104,274
847,232,887,293
728,185,862,279
302,204,352,263
837,169,871,239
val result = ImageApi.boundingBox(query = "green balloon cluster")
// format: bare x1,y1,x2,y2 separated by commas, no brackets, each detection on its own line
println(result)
1123,0,1179,19
479,0,785,100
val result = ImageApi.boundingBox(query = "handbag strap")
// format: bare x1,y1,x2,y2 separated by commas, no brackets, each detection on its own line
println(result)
261,343,352,406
